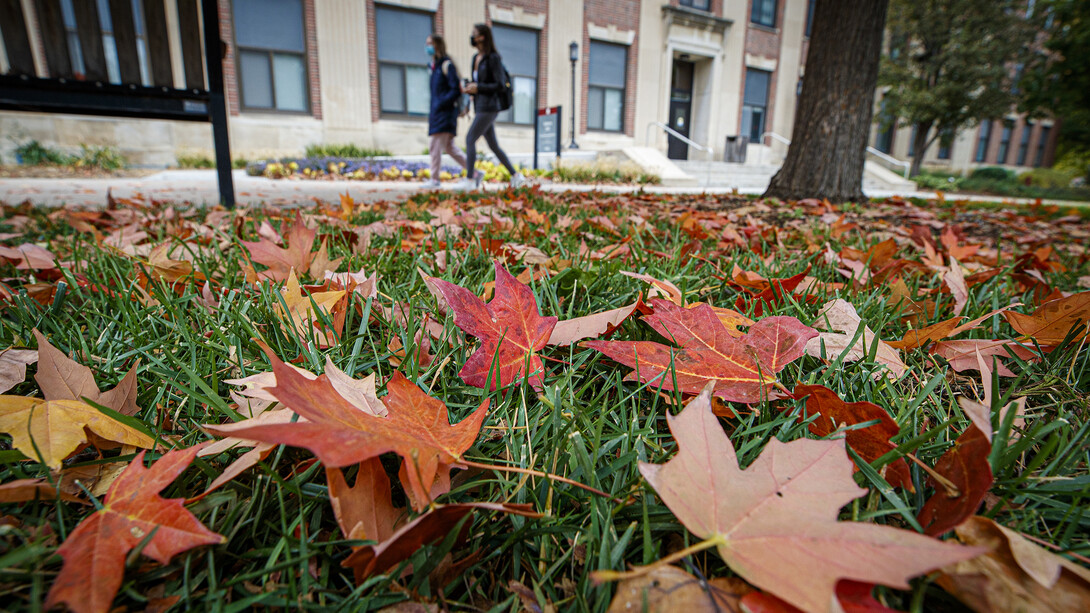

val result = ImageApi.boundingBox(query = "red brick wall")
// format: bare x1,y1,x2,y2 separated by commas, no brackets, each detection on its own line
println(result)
487,0,550,112
583,0,640,137
218,0,321,119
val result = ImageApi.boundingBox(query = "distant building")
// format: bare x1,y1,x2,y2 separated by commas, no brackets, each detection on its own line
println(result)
0,0,1057,172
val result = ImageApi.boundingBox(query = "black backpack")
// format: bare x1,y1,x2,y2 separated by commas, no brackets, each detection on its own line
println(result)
495,57,513,111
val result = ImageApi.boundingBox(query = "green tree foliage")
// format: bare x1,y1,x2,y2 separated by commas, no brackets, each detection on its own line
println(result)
879,0,1038,176
1022,0,1090,178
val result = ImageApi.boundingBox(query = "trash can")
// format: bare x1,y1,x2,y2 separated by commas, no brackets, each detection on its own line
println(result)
723,135,749,163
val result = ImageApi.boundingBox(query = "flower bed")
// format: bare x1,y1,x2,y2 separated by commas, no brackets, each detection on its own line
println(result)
246,157,465,181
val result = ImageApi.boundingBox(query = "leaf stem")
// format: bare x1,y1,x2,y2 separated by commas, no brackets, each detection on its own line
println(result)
590,537,723,583
460,459,620,502
905,453,960,497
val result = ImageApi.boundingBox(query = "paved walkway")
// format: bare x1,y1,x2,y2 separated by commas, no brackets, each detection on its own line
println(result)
1,169,1086,208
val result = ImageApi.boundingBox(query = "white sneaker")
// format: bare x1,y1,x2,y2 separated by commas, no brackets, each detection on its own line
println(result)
455,173,481,191
421,179,441,189
510,172,526,188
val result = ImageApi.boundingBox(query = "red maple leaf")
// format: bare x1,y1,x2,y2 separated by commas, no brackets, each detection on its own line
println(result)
429,261,558,389
585,299,817,403
45,446,224,613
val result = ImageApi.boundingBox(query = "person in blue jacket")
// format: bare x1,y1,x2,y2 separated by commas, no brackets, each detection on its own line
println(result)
423,34,468,189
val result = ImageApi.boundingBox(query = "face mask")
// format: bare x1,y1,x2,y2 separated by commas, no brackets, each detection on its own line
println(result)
470,35,477,46
425,45,435,56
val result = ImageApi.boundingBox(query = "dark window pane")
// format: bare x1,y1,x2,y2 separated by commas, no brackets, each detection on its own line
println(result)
908,125,918,157
1017,122,1032,166
997,120,1013,164
743,69,770,106
975,120,992,162
1035,126,1050,166
751,0,776,27
234,0,305,52
273,53,307,111
938,128,953,159
680,0,710,9
743,105,765,142
589,41,626,88
379,64,405,113
806,0,816,36
492,25,538,77
375,7,432,64
240,51,273,108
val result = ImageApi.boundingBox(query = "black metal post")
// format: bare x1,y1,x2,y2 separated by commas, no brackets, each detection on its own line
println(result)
202,0,235,209
568,41,578,149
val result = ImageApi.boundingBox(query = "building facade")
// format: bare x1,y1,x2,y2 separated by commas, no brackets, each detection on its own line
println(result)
0,0,1058,173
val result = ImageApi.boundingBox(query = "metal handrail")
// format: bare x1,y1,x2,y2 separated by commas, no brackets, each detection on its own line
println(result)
646,121,713,153
645,121,714,188
760,132,911,178
865,146,911,178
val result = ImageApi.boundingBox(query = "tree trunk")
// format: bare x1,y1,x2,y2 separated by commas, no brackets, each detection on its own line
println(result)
763,0,890,203
909,120,933,177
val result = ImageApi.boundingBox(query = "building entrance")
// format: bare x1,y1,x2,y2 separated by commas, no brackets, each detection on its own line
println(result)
667,59,694,160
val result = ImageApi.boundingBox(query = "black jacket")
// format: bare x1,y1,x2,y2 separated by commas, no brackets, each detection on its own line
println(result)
471,52,505,113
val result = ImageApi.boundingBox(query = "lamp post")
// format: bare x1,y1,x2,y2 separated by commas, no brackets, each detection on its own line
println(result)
568,41,579,149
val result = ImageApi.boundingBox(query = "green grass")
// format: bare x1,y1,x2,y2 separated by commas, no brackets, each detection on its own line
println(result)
915,166,1090,202
0,190,1087,611
304,144,393,159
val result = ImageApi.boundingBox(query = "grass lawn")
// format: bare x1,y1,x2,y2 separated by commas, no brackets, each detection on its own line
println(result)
0,189,1088,612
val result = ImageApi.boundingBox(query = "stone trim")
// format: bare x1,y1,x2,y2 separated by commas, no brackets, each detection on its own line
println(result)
488,4,546,29
587,22,635,45
375,0,440,10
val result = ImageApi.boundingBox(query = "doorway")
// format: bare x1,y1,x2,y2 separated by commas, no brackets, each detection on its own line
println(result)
667,59,694,160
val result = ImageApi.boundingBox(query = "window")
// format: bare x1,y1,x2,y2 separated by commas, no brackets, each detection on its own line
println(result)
1035,125,1050,166
234,0,309,112
741,68,771,142
975,120,992,162
492,25,539,125
997,120,1014,164
1016,121,1032,165
587,41,626,132
751,0,777,27
874,101,894,154
679,0,711,9
59,0,151,84
806,0,816,37
372,6,431,116
908,125,919,157
937,128,953,159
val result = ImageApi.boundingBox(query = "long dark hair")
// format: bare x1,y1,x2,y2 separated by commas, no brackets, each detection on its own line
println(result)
473,23,498,55
430,33,447,58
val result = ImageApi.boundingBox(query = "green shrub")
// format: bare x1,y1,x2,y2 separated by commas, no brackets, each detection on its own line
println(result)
1018,167,1078,189
303,144,391,158
969,166,1015,181
73,145,126,171
232,158,249,169
176,153,215,169
15,140,71,166
1054,148,1090,182
532,159,660,185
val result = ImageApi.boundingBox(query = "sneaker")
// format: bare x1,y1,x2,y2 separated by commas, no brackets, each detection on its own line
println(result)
421,179,441,190
510,172,526,189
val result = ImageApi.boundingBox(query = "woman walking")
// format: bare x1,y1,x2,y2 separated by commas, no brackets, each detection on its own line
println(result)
423,34,468,189
461,23,525,190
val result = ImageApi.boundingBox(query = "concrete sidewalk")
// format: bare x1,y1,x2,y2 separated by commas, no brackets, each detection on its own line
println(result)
1,169,1086,208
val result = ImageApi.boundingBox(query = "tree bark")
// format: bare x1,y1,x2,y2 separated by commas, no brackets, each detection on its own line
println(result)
909,120,933,177
763,0,890,203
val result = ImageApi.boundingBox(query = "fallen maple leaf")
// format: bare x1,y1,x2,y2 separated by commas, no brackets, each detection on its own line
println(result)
342,501,540,580
0,347,37,394
429,261,557,389
944,258,969,317
887,306,1012,351
0,397,155,468
1003,291,1090,345
327,458,401,542
275,270,346,347
937,516,1090,612
916,420,992,537
547,299,641,347
45,446,224,613
240,212,319,282
740,581,901,613
805,299,907,380
205,350,487,510
607,565,752,613
586,299,816,403
144,242,201,283
0,477,86,504
929,339,1038,377
788,385,912,491
33,329,141,416
635,388,981,613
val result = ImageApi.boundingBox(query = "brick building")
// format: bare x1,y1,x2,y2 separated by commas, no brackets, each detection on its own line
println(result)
0,0,1057,172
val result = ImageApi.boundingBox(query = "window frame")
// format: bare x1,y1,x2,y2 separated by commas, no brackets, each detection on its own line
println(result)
996,120,1014,164
751,0,777,28
975,120,993,162
679,0,711,11
937,128,953,160
586,41,627,133
233,0,311,114
491,24,540,127
1016,121,1032,166
1034,125,1050,167
741,68,771,143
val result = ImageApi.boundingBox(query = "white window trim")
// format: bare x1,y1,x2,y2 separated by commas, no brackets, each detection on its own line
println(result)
375,0,439,11
488,4,545,29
